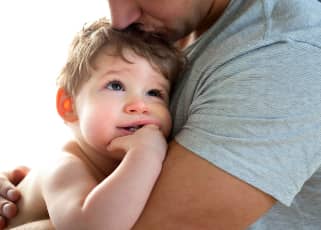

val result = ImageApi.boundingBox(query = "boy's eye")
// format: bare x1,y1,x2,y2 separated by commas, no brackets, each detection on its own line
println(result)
147,89,163,98
105,80,124,91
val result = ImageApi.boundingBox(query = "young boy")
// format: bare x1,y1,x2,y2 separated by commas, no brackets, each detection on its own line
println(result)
6,17,184,230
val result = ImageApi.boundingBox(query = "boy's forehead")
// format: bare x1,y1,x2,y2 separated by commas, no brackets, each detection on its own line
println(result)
95,49,166,78
96,47,164,73
92,45,172,87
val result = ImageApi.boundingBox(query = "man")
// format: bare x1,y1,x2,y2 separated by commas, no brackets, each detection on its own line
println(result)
1,0,321,229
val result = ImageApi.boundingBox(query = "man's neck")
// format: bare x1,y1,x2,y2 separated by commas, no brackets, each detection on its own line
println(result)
177,0,230,49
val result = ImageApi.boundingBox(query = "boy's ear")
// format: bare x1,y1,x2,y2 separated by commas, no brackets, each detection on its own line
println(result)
56,88,78,122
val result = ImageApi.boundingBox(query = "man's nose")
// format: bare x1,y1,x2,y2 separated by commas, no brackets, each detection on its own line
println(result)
108,0,141,30
124,98,149,114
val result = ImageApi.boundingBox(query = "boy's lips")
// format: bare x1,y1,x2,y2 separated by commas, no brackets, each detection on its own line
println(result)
117,119,160,134
120,125,144,133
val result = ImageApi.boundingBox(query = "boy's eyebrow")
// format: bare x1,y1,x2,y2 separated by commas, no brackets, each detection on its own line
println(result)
102,68,129,76
155,77,170,90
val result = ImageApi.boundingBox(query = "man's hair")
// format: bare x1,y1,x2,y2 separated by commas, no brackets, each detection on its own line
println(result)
57,17,185,97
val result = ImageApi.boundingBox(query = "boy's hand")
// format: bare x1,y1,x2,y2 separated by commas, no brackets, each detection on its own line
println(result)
0,166,29,229
107,124,167,162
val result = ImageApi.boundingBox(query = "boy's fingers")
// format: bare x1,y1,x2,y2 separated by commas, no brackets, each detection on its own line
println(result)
106,137,129,159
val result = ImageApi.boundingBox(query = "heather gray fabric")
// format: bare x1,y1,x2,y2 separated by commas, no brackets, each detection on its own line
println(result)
169,0,321,229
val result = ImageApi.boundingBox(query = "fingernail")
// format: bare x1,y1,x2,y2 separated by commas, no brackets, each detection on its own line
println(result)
7,189,19,201
3,203,10,215
3,203,16,218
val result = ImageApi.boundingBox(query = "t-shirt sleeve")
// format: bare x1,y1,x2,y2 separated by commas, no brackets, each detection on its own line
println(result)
174,40,321,206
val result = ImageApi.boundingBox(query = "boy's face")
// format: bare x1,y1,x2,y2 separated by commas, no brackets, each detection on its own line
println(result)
108,0,214,42
72,50,172,154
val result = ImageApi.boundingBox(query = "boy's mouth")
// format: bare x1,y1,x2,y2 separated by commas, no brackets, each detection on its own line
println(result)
122,125,144,132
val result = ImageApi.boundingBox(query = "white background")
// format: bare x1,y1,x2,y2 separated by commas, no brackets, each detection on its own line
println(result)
0,0,110,170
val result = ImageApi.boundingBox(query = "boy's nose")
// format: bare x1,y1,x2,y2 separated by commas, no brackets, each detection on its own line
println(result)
108,0,142,30
124,99,149,114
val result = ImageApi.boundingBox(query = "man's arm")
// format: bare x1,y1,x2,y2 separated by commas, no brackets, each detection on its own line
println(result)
133,141,276,230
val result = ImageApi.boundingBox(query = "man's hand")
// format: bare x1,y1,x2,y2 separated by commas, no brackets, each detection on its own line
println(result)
10,219,54,230
0,166,29,229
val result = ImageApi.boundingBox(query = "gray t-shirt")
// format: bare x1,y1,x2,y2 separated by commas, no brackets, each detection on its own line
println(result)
169,0,321,229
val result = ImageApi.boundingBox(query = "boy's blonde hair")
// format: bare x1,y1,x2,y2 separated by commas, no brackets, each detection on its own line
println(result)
57,17,185,97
